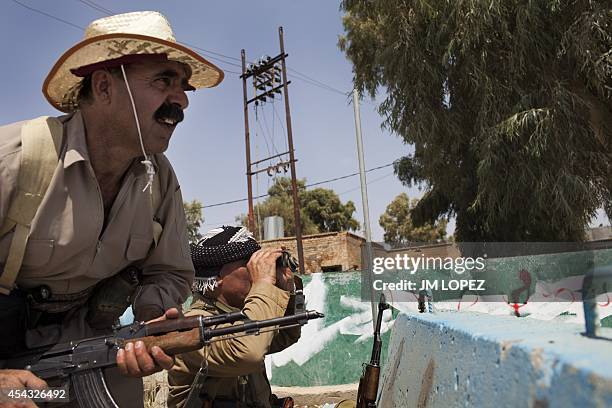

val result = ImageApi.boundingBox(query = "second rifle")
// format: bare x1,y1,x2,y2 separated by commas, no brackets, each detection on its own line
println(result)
356,295,390,408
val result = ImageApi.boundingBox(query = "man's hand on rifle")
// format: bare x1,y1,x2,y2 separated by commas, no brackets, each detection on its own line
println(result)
116,308,180,377
0,369,47,408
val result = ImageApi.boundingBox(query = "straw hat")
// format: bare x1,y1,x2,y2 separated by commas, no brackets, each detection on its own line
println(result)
43,11,224,112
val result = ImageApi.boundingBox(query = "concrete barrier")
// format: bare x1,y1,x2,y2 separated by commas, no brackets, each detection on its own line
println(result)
378,312,612,408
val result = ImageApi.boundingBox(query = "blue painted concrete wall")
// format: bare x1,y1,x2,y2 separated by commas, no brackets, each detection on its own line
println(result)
379,312,612,408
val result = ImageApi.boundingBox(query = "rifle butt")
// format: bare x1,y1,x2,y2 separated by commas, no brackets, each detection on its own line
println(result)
357,364,380,408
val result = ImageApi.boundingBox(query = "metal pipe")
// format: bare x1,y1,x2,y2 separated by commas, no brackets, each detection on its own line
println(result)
583,264,601,338
352,88,377,327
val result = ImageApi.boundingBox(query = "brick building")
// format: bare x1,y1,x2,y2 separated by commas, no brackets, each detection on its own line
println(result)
260,231,459,274
260,231,369,273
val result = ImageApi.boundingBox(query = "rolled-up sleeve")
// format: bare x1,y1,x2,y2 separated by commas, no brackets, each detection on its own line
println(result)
132,154,194,321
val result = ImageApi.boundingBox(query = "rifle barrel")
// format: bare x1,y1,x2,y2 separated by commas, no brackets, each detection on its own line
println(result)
202,310,324,341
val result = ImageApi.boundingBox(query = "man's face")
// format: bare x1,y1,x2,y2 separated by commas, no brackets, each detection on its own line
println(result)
108,59,193,155
217,259,289,308
217,260,252,309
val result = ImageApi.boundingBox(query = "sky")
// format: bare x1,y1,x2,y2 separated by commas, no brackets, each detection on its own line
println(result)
1,1,607,242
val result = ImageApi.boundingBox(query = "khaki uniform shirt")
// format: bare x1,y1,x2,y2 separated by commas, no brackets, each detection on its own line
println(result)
0,112,194,321
168,281,301,408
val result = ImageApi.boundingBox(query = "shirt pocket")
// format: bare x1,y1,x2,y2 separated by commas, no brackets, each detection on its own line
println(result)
22,239,55,267
125,235,152,261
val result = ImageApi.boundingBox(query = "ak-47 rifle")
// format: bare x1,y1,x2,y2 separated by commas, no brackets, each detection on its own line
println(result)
6,309,324,408
356,295,389,408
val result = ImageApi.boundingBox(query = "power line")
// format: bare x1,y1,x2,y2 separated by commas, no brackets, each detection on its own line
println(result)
11,1,347,91
179,41,244,69
203,169,396,227
198,45,347,97
202,162,396,208
74,3,346,92
271,101,287,139
338,172,395,195
254,105,279,159
287,68,348,96
11,0,85,30
202,219,240,227
75,0,114,15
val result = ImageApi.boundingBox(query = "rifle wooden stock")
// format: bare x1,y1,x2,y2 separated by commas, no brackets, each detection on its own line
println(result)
123,327,203,355
357,364,380,408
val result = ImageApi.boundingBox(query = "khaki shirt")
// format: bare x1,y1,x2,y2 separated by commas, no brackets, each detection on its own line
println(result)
0,112,194,320
168,281,301,408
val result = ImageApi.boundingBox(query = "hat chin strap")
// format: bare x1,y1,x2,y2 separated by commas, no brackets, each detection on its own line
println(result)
120,64,156,194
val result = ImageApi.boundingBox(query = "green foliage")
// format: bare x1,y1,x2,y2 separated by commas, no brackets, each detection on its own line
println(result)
302,188,360,233
340,0,611,241
236,177,360,239
379,193,447,247
183,199,204,243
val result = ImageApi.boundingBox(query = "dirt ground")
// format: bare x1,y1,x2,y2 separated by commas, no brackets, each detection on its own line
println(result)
272,383,358,407
144,373,357,408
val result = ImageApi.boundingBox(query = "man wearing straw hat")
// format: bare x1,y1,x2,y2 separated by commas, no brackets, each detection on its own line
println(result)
0,10,223,406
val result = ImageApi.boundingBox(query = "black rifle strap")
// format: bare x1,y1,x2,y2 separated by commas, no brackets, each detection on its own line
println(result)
184,346,210,408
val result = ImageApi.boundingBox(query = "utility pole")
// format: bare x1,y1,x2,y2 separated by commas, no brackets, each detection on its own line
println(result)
353,89,377,328
241,50,255,233
240,27,306,275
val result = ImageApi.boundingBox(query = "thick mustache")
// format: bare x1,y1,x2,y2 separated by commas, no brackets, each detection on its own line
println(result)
154,103,184,124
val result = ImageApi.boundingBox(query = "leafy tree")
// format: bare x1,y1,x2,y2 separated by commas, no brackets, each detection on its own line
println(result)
237,177,360,238
339,0,611,241
183,199,204,243
302,188,360,232
380,193,447,247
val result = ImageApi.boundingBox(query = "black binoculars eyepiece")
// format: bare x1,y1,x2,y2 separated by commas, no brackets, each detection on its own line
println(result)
276,250,298,273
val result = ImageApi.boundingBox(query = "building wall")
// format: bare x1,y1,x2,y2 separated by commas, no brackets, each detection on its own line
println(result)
587,226,612,242
386,242,461,259
261,232,459,274
260,232,364,273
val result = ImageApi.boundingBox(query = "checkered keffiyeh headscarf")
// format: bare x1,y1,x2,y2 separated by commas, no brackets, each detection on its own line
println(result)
190,226,261,294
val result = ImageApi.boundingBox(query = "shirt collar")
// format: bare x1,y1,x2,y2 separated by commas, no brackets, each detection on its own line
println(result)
62,110,90,169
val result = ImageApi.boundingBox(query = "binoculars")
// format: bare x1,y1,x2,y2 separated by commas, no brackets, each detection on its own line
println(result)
276,250,298,273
